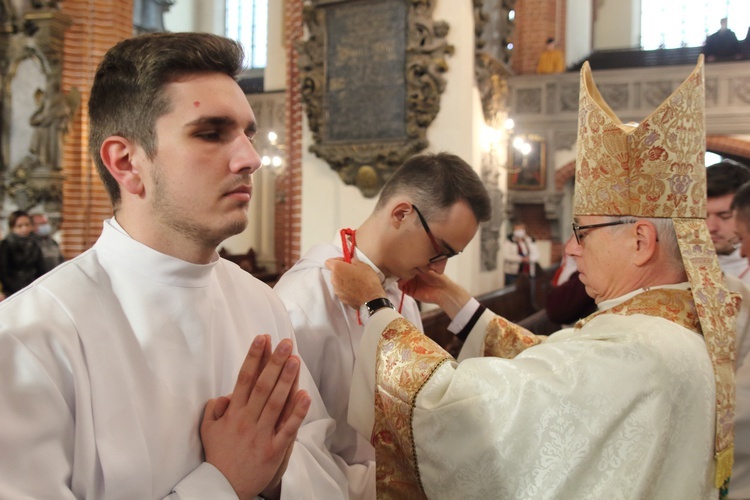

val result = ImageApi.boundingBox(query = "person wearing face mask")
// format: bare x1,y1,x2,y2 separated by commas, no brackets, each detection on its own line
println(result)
502,222,539,285
0,210,45,295
30,212,64,273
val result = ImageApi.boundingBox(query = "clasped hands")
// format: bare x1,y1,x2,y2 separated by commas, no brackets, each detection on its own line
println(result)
201,334,311,500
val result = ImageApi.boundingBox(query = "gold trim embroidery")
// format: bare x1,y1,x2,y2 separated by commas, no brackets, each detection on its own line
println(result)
575,288,701,333
373,318,451,499
483,316,543,358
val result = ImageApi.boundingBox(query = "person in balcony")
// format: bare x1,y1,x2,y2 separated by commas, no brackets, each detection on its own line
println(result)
536,37,565,74
704,17,741,61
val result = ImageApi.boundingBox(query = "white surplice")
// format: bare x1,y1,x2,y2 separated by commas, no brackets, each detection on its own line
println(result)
720,249,750,284
726,274,750,499
0,219,350,499
274,235,423,499
350,284,718,499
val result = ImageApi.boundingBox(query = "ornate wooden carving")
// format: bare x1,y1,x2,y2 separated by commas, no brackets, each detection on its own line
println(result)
298,0,453,197
473,0,515,124
0,2,73,216
474,0,516,271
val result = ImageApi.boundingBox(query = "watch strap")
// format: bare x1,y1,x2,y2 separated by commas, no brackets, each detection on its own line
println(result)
364,297,395,317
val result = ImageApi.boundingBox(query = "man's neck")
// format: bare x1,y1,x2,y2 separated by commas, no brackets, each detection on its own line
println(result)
114,212,217,265
352,217,391,277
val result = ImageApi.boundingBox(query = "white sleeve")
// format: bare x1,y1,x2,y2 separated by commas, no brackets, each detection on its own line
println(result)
457,308,496,361
448,298,482,334
166,463,239,499
273,305,353,499
0,334,79,499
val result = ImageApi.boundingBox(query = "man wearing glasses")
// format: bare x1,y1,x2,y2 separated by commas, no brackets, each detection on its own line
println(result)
273,152,491,498
326,57,738,498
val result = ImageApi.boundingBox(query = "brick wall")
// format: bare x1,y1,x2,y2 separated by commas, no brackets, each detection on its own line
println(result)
276,0,303,273
512,0,567,75
60,0,132,257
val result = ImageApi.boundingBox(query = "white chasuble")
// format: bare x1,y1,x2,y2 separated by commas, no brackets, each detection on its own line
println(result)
351,286,719,499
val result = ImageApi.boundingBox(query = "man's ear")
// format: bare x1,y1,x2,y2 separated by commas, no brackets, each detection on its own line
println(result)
390,201,413,229
99,136,145,196
632,220,659,266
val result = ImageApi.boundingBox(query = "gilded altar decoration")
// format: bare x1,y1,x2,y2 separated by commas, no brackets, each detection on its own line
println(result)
1,1,73,215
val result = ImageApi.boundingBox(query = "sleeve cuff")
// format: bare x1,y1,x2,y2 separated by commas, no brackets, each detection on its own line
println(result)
447,298,482,335
168,462,239,499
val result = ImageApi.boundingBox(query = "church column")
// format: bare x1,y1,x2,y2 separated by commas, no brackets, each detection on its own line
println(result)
60,0,132,257
276,0,303,273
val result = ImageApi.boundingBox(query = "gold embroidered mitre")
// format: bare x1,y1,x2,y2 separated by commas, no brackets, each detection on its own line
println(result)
575,56,737,491
575,59,705,218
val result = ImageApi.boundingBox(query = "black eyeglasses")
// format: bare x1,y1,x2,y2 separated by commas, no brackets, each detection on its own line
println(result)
413,205,459,263
571,219,636,244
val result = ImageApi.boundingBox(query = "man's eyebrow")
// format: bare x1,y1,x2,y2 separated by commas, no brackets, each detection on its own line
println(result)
184,116,257,134
184,116,235,128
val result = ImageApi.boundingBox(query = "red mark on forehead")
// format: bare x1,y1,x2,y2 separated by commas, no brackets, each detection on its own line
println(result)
193,101,200,107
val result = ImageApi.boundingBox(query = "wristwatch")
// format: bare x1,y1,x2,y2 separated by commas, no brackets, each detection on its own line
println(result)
363,297,395,317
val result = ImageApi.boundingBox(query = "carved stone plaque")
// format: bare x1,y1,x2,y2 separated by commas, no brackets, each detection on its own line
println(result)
324,0,407,142
299,0,453,197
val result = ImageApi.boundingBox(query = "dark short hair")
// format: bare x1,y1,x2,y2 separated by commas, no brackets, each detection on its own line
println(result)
546,37,555,44
731,181,750,223
8,210,30,230
375,152,491,224
706,159,750,198
88,32,245,208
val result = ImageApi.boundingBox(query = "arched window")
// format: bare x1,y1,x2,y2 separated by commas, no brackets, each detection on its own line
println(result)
225,0,268,69
641,0,749,50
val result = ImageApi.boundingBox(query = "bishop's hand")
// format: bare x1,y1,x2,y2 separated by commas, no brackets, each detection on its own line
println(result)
325,257,386,309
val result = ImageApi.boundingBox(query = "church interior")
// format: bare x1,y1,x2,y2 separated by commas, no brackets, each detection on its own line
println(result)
1,0,749,330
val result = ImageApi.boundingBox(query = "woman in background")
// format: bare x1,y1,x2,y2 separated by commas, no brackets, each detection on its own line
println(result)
0,210,45,295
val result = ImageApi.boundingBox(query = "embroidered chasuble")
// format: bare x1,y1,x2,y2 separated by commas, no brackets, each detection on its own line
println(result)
351,55,737,499
367,287,720,499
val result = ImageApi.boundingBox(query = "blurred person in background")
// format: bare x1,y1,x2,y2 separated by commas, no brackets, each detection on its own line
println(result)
30,212,64,273
502,222,539,285
0,210,45,295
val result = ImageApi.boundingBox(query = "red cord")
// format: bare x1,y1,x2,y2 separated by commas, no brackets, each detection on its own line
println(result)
340,228,357,263
340,228,362,325
339,228,404,325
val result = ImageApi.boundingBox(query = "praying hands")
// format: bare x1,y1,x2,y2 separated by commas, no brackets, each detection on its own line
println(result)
201,335,311,499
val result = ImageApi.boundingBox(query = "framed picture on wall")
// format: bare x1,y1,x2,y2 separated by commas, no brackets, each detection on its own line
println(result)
508,134,546,190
